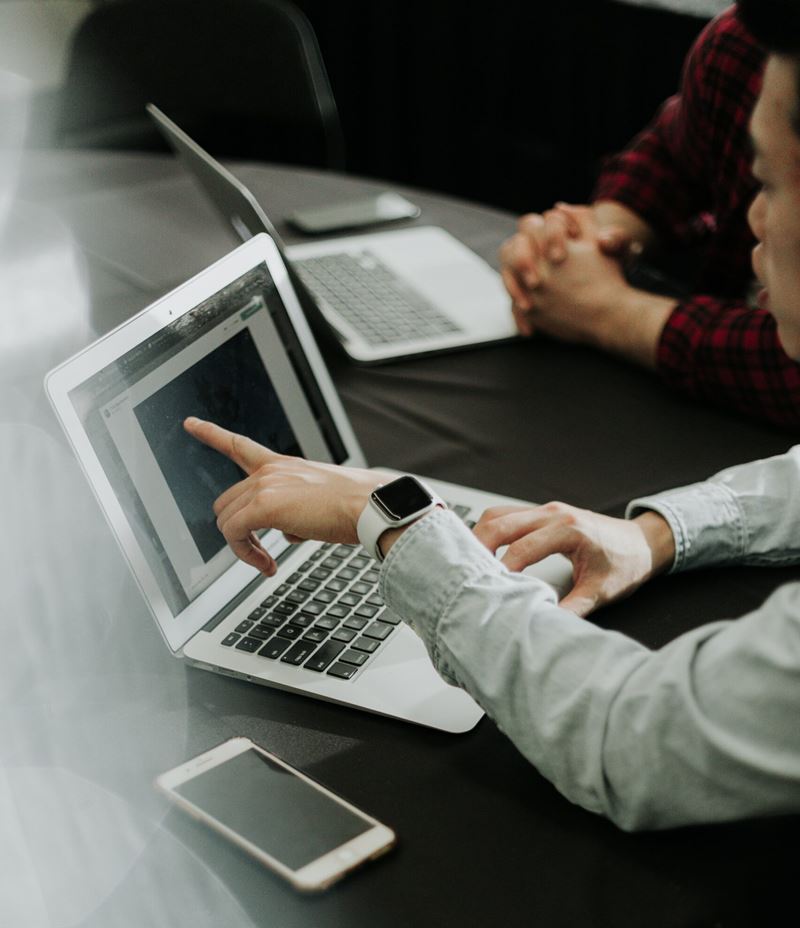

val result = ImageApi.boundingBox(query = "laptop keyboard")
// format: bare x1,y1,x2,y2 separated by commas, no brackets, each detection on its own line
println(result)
221,504,473,680
294,251,464,347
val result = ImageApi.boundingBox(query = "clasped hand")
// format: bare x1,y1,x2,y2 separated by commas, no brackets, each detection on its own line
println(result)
499,203,636,341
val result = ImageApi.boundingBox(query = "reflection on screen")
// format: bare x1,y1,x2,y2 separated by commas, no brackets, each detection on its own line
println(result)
68,263,348,619
175,749,371,871
134,328,300,563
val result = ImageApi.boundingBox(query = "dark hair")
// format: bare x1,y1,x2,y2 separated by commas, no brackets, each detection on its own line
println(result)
737,0,800,134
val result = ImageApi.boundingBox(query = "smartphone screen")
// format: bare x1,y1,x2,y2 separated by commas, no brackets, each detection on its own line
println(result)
287,193,420,234
173,746,376,871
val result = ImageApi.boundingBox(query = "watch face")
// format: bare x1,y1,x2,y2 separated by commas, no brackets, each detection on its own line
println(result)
372,476,432,521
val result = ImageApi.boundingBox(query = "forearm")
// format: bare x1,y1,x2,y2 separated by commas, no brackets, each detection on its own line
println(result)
592,200,657,251
591,19,728,241
632,510,676,574
382,509,800,830
593,8,761,254
591,285,676,369
592,99,705,245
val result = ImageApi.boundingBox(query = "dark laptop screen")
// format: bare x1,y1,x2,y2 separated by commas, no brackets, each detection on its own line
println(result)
68,262,347,617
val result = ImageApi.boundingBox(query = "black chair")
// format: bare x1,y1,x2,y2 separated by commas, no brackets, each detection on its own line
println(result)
55,0,345,170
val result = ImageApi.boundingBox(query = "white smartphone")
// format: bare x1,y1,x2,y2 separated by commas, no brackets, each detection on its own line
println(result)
287,192,420,234
155,737,396,892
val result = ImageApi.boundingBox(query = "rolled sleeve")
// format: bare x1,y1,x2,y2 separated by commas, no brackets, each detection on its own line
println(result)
627,447,800,573
627,481,746,573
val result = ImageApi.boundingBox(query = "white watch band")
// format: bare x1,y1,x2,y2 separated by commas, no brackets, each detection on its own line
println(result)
357,479,444,562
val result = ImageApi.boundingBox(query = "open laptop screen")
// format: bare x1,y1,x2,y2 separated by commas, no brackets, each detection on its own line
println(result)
67,263,347,618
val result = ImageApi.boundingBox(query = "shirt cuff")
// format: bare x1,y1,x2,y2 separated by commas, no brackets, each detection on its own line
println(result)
377,509,493,681
626,481,746,573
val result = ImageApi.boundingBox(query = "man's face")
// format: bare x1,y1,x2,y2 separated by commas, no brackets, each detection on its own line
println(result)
748,56,800,359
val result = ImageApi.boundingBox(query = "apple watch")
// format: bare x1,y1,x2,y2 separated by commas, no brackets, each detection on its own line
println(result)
357,475,445,562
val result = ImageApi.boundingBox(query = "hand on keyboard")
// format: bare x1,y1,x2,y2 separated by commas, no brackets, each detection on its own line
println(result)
472,502,670,616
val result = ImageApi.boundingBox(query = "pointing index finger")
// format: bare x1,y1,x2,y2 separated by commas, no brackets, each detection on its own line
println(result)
183,417,273,475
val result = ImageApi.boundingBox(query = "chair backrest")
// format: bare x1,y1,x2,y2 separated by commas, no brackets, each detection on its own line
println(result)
56,0,344,170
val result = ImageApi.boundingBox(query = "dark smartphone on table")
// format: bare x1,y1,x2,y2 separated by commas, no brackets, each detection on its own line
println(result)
156,737,396,892
287,192,420,235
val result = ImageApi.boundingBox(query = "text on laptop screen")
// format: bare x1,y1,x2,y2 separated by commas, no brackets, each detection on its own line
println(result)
68,263,347,618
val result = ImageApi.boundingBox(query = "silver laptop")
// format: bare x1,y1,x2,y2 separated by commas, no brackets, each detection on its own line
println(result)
46,235,570,732
146,103,517,364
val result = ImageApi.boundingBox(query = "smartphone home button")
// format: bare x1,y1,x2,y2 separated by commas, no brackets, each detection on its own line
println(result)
338,848,356,862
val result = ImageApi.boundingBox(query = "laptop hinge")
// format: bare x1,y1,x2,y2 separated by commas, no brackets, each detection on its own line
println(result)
200,544,300,633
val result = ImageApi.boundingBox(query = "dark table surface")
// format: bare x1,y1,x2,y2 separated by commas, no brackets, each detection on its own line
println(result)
4,150,797,928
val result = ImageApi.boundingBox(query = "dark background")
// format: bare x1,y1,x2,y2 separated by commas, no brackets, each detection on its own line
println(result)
43,0,711,215
287,0,708,212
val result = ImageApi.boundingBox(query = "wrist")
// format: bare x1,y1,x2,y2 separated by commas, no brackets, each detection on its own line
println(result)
377,525,408,559
634,511,676,577
348,485,379,536
589,279,641,350
592,200,655,250
595,286,676,368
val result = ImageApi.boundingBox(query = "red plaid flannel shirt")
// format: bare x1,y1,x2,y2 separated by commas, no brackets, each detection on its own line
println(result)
594,7,800,430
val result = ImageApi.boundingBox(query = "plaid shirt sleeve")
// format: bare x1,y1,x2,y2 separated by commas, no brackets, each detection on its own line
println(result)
593,9,800,431
593,7,757,244
659,299,800,429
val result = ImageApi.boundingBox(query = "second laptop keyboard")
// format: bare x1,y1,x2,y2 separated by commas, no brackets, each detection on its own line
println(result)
295,251,464,346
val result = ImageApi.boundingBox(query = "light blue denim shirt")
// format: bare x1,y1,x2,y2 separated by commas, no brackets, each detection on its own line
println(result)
379,448,800,831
